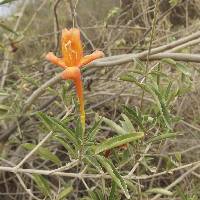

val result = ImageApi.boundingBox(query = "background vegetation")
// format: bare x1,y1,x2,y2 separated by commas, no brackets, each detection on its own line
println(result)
0,0,200,199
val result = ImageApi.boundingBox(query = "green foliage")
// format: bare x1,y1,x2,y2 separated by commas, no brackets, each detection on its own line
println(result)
169,0,182,7
22,143,61,164
96,155,130,199
57,186,73,200
146,132,176,144
37,112,78,145
32,174,51,197
95,132,144,154
146,188,173,196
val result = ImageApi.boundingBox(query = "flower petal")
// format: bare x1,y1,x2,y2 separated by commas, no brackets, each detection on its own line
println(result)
79,50,104,67
61,28,83,67
46,52,66,68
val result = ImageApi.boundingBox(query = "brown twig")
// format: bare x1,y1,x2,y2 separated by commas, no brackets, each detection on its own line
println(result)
53,0,62,51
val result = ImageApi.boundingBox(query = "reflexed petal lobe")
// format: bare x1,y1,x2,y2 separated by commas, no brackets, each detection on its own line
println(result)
46,52,66,68
79,50,104,67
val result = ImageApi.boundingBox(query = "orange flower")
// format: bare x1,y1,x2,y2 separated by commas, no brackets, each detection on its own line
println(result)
46,28,104,129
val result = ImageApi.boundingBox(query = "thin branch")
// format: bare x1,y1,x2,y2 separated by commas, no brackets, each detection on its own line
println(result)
141,0,159,109
22,0,48,34
14,132,53,169
150,162,200,200
22,73,61,113
53,0,62,50
16,173,42,200
0,161,199,180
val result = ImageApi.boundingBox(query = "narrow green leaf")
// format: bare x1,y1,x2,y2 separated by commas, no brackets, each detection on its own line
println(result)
123,106,144,130
88,190,99,200
146,188,173,196
149,85,172,129
0,22,18,35
22,143,61,164
103,117,126,135
84,155,103,173
164,81,173,101
57,186,73,200
146,133,176,144
175,63,191,76
161,58,177,65
54,136,76,158
96,155,130,199
37,112,77,145
32,174,50,196
161,58,191,76
95,132,144,154
88,118,102,140
109,181,116,200
120,114,135,133
133,57,146,71
0,104,9,111
120,75,150,93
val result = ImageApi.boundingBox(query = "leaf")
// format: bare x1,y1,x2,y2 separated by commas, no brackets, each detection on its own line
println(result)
22,143,61,164
120,114,135,133
54,136,76,158
84,155,103,172
57,186,73,200
88,118,102,141
149,85,172,129
175,63,191,76
95,132,144,154
146,188,173,196
106,7,121,20
96,155,130,199
146,133,176,144
120,75,150,93
0,22,18,35
169,0,181,7
37,112,77,145
161,58,177,65
103,117,127,135
0,91,9,96
32,174,50,196
133,57,146,71
164,81,173,101
109,181,117,200
161,58,191,76
0,104,9,111
123,106,144,130
88,190,99,200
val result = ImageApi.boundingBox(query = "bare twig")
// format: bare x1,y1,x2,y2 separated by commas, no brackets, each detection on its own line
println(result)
0,161,199,180
16,173,42,200
22,0,48,34
150,162,200,200
53,0,62,50
14,132,53,169
0,0,29,89
140,0,159,109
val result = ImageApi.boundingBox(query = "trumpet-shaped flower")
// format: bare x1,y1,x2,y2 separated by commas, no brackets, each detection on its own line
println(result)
46,28,104,129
